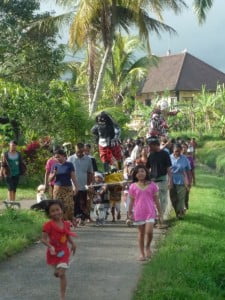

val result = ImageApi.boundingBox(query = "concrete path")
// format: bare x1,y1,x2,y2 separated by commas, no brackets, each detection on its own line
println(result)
0,201,166,300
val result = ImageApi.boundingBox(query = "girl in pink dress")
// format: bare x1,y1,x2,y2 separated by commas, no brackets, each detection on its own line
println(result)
41,200,77,300
128,165,162,261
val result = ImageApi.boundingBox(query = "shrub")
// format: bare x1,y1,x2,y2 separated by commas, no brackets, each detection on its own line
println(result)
197,140,225,174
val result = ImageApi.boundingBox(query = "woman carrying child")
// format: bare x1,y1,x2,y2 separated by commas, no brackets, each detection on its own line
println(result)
128,165,162,261
41,200,77,300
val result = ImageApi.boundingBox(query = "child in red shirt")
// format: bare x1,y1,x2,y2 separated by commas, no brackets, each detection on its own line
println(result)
41,200,77,300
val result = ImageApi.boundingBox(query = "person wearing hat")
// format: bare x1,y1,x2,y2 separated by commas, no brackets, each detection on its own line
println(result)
0,140,26,202
88,172,109,226
146,137,172,227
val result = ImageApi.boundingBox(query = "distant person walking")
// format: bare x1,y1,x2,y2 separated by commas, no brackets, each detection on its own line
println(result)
182,143,195,209
44,154,58,198
170,144,191,219
84,143,98,172
0,140,26,201
146,137,172,225
68,143,93,224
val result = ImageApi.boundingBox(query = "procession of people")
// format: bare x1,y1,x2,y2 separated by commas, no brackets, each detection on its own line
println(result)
0,111,197,300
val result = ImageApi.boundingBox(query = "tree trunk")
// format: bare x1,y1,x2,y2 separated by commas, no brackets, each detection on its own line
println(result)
89,45,111,116
87,38,95,113
88,0,117,116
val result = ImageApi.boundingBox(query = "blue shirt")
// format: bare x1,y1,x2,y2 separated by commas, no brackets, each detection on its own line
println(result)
170,154,191,185
51,162,75,187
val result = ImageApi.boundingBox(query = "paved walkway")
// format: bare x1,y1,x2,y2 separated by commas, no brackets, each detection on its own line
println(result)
0,201,166,300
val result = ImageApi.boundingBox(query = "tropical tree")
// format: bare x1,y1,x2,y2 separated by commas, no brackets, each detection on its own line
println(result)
66,0,214,115
104,34,158,107
0,79,91,143
0,0,65,88
36,0,214,114
67,0,183,115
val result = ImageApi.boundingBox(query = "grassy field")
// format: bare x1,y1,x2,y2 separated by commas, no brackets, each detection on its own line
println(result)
134,167,225,300
0,209,46,261
0,176,38,202
197,140,225,174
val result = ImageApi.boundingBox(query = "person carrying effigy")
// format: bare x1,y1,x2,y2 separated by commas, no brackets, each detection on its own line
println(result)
148,99,179,138
91,111,122,173
88,172,109,226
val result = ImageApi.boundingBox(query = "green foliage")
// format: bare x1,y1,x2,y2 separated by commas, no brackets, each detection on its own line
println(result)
197,140,225,173
0,0,65,88
102,34,157,109
0,80,91,144
134,167,225,299
0,209,46,261
171,85,225,137
23,147,51,182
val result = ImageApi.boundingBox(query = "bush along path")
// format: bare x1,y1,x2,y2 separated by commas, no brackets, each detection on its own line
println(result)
134,166,225,300
0,209,46,261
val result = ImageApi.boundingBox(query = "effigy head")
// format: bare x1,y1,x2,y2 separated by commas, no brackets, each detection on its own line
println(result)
152,113,160,120
158,99,169,111
96,111,113,125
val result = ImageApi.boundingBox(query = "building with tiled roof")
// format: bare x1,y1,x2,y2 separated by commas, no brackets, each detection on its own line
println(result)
139,51,225,107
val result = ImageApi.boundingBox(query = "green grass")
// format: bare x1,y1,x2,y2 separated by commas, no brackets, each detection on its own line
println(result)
0,176,39,202
134,167,225,300
197,140,225,174
0,209,46,261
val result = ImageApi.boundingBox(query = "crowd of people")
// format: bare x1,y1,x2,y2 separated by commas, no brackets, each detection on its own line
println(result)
0,136,197,300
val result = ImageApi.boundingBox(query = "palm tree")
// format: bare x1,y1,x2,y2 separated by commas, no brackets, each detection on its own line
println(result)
34,0,214,115
67,0,187,115
105,34,158,106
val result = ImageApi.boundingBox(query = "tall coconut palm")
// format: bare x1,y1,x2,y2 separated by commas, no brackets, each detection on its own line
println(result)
67,0,188,115
35,0,214,115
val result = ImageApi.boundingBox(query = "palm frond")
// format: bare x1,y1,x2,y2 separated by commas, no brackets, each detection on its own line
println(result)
159,0,187,13
193,0,213,24
138,8,176,39
56,0,79,8
69,1,101,48
29,11,75,34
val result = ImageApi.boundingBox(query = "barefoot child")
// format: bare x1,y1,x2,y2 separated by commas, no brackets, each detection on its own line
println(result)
41,200,77,300
128,165,162,261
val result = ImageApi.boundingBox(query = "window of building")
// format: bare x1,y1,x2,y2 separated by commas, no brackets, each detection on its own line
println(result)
145,99,151,106
182,97,193,101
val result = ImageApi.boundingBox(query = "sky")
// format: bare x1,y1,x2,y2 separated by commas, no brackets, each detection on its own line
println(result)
40,0,225,72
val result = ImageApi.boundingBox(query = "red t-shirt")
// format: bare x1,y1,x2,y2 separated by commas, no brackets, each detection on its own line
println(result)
43,220,76,265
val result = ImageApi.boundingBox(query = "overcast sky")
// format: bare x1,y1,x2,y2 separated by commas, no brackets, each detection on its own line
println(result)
40,0,225,71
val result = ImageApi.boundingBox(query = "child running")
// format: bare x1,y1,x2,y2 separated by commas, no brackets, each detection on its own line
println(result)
41,200,77,300
128,165,162,261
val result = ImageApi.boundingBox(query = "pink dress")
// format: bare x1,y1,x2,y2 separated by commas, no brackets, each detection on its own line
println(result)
43,220,77,266
45,157,58,186
128,182,158,221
